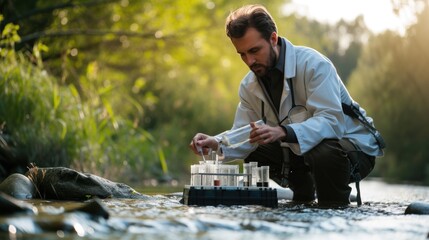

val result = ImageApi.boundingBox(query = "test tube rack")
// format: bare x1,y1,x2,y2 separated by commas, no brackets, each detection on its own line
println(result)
182,184,278,208
182,171,278,208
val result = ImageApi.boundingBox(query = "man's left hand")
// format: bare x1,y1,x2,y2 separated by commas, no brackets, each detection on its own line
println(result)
249,123,285,144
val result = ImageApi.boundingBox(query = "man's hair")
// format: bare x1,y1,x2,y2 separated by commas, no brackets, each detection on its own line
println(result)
225,4,277,41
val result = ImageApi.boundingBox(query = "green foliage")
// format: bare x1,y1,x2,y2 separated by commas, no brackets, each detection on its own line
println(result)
3,0,428,185
0,16,21,58
281,14,370,83
347,3,429,184
0,50,169,180
0,53,77,167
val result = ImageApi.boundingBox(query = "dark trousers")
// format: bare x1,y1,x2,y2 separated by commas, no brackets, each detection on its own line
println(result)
245,139,375,204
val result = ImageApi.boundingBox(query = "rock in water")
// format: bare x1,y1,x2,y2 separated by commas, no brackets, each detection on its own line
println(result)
66,198,110,219
404,201,429,215
0,192,37,215
25,167,150,200
0,173,35,199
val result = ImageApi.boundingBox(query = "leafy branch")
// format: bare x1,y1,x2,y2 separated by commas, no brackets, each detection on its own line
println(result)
18,29,169,45
1,0,119,25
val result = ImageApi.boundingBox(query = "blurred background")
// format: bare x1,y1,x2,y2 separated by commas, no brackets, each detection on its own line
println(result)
1,0,428,188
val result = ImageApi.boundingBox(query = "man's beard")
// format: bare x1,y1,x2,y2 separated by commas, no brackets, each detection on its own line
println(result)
250,47,277,77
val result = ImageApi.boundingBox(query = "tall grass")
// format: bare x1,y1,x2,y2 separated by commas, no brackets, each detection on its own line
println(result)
0,53,76,167
0,51,168,183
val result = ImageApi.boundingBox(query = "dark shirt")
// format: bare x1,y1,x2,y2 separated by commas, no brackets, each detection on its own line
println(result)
260,38,285,112
260,37,297,143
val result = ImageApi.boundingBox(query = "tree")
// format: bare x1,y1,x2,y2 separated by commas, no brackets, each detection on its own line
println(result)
1,0,290,183
280,14,370,83
347,1,429,184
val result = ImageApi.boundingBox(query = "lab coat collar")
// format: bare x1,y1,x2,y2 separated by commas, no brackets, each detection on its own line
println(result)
283,38,297,79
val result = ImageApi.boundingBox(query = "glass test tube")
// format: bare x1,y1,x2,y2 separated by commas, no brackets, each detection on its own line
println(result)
228,165,239,186
250,162,258,186
243,163,251,186
221,120,265,147
257,166,270,187
190,164,200,186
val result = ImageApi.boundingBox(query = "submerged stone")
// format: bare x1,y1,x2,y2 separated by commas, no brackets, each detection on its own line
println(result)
66,198,110,219
405,201,429,215
0,199,111,235
0,192,37,215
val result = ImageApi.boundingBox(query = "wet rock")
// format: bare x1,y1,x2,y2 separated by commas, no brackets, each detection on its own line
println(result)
0,200,111,235
25,167,150,201
0,194,110,235
66,198,110,219
0,192,37,215
404,201,429,215
0,173,35,199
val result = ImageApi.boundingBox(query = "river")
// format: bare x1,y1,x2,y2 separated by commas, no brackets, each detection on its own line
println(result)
2,179,429,239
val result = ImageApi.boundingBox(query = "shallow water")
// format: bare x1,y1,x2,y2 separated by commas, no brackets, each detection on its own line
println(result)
2,179,429,240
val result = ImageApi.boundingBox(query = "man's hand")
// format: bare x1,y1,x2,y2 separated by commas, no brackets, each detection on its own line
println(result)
189,133,219,155
249,123,285,144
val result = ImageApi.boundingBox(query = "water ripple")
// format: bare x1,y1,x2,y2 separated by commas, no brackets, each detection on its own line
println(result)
2,180,429,240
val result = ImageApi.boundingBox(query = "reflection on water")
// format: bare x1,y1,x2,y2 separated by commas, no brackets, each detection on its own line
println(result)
2,179,429,240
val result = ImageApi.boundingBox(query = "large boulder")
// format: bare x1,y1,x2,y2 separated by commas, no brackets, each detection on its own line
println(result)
24,167,150,200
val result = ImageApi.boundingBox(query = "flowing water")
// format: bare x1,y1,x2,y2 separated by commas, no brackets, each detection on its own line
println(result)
2,179,429,240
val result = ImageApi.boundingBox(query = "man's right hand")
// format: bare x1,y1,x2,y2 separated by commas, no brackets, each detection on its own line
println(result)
189,133,219,155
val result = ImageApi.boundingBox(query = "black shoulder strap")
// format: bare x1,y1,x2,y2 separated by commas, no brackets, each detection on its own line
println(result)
287,78,296,108
342,102,386,150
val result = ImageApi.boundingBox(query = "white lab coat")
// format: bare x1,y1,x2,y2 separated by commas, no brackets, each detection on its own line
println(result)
216,38,383,161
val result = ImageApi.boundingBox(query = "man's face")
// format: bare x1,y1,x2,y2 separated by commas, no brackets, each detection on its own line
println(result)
231,27,278,77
